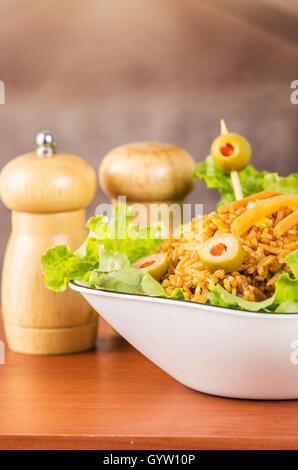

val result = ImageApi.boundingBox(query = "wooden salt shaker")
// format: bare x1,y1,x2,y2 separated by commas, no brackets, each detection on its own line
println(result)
99,142,196,232
0,132,98,355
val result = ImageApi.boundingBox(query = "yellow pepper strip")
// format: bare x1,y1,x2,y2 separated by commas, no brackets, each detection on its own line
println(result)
255,217,269,228
218,190,281,213
273,209,298,238
231,196,298,238
211,216,228,232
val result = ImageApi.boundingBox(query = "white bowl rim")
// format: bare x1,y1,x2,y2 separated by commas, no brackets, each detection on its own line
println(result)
69,281,298,320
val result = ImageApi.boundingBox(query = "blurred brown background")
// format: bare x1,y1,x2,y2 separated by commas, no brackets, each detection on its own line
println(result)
0,0,297,279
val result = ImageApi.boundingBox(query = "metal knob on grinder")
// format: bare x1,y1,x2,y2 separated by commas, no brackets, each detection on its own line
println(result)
36,130,56,157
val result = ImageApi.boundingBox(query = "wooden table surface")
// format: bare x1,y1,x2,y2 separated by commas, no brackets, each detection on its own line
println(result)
1,316,298,450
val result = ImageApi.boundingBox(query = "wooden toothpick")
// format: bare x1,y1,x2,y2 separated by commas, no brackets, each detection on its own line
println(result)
220,119,228,136
220,119,243,201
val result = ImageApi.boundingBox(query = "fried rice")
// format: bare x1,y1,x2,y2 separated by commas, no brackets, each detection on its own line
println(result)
158,205,298,303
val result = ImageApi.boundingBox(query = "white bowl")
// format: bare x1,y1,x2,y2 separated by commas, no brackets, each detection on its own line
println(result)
70,282,298,399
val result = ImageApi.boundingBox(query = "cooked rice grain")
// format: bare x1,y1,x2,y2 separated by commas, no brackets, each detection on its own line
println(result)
158,206,298,303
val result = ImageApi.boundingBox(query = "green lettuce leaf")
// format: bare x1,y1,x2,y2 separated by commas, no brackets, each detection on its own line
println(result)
86,205,162,263
97,245,130,272
41,205,162,292
208,283,274,312
262,173,298,196
208,250,298,313
275,301,298,313
169,288,186,300
79,250,185,298
41,245,98,292
285,250,298,279
83,268,167,297
141,273,166,297
192,155,298,206
73,246,184,299
88,267,144,294
271,273,298,310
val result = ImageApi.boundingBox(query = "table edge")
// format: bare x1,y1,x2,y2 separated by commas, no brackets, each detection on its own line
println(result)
0,435,298,450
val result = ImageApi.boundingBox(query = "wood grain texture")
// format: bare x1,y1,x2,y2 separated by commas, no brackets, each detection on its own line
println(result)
100,142,195,232
2,210,98,354
0,151,97,213
1,315,298,450
99,142,195,201
0,144,98,354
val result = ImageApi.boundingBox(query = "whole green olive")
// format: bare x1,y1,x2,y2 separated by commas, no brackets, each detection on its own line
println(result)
211,133,251,172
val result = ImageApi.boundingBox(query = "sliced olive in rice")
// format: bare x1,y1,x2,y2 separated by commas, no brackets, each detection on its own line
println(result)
199,232,244,273
133,253,169,280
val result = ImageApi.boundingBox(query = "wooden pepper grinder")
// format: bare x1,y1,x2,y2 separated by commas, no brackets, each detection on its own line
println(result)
99,142,196,232
0,131,98,355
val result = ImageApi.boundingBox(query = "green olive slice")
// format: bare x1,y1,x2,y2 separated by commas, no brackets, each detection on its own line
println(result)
211,133,251,172
133,253,169,280
199,232,244,273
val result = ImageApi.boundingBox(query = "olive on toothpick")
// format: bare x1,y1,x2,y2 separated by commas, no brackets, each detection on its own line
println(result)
211,120,251,200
